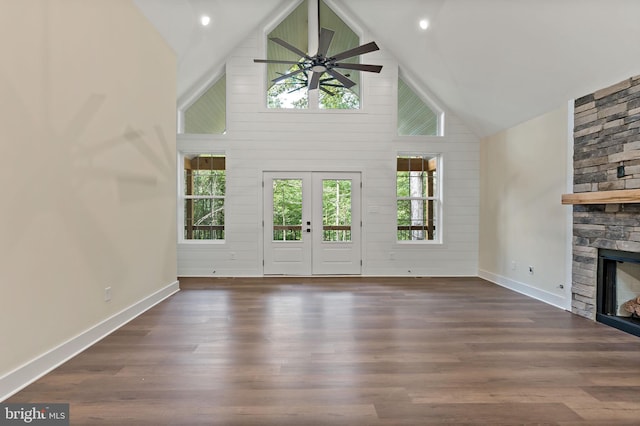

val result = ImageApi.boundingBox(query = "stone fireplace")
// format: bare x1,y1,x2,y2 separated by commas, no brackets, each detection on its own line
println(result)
569,75,640,330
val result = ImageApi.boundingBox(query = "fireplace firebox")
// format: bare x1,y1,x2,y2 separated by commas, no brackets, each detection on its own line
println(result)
597,249,640,337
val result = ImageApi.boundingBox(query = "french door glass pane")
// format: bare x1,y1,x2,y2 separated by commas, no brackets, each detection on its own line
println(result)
272,179,303,241
322,179,352,242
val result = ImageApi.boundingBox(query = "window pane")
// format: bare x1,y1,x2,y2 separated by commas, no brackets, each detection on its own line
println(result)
322,179,352,242
396,200,437,241
272,179,303,241
319,0,360,109
185,198,224,240
268,72,309,109
192,170,225,196
410,171,427,198
396,171,409,197
319,85,360,110
266,0,309,109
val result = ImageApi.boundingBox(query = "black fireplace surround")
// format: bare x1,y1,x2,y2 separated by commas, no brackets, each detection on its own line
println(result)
597,248,640,337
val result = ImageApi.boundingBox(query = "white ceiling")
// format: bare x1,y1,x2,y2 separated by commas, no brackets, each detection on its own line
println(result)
134,0,640,137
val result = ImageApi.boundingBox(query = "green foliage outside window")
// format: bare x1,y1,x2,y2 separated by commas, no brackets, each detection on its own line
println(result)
272,179,303,241
322,180,352,241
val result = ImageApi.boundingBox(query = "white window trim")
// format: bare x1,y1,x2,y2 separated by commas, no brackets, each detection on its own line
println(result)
396,153,443,244
177,151,226,244
258,0,369,113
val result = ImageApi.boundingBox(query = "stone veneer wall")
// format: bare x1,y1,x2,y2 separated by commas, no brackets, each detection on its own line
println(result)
572,76,640,319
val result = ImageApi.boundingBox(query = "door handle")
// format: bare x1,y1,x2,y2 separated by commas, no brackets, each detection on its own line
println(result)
306,228,311,233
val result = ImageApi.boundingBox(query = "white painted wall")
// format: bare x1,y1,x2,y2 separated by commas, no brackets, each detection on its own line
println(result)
178,27,480,276
0,0,177,396
479,105,572,309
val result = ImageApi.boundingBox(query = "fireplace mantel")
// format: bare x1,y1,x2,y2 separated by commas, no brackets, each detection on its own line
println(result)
562,189,640,205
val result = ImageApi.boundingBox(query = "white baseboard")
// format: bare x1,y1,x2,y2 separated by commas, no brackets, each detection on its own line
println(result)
0,280,180,401
478,270,569,311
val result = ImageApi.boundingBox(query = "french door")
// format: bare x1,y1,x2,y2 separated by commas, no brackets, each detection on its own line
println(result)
263,172,361,275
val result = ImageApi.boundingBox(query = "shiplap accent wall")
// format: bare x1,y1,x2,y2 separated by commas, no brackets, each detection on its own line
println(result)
177,29,480,276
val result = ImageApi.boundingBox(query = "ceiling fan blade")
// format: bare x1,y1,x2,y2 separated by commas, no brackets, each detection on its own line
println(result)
327,69,356,89
288,85,307,94
272,68,308,84
317,28,335,57
308,71,322,90
254,59,305,65
320,86,336,96
330,41,379,62
269,37,311,60
334,63,383,73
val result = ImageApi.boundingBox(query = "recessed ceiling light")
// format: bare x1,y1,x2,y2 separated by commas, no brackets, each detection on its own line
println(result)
200,15,211,26
419,19,429,30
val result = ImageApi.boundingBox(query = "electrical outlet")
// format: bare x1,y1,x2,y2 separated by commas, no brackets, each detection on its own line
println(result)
104,287,112,302
528,266,534,275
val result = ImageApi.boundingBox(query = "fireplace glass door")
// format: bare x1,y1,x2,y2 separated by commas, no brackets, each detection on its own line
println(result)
597,249,640,337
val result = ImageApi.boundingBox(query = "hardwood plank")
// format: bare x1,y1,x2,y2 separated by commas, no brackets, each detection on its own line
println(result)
7,277,640,424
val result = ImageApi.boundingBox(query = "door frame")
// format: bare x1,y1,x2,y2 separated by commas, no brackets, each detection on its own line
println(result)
262,171,362,275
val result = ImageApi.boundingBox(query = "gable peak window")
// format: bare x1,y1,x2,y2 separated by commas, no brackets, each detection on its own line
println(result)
183,73,226,134
265,0,361,110
398,73,442,136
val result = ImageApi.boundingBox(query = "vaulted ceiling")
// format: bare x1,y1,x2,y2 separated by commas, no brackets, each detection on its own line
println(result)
133,0,640,137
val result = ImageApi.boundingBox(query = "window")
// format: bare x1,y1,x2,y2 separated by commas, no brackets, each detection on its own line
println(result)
183,155,225,240
398,75,440,136
396,154,441,242
272,179,303,241
184,74,226,134
322,179,352,242
265,0,361,110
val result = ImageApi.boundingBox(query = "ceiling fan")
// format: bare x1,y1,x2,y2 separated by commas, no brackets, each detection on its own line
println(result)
254,27,383,92
274,67,347,96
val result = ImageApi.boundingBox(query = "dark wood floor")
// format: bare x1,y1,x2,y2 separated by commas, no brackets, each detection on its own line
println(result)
8,277,640,425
